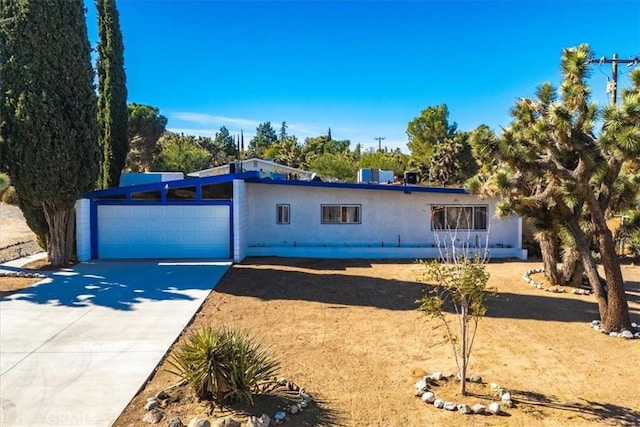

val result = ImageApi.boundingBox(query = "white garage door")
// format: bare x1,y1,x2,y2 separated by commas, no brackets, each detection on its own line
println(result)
97,205,230,259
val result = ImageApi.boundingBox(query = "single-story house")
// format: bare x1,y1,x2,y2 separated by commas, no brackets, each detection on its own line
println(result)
76,171,527,262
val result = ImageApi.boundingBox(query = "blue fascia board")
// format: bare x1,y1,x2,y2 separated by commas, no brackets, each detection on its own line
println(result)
245,177,468,194
83,171,260,199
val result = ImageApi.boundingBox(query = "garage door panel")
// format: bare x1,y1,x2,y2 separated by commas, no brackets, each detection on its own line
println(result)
97,205,230,259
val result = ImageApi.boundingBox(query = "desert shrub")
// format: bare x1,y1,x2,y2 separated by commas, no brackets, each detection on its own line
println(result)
1,185,18,204
628,233,640,258
0,173,10,198
167,325,279,404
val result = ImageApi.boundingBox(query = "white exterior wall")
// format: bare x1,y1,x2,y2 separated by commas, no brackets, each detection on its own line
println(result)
233,180,249,262
245,184,527,259
75,199,92,261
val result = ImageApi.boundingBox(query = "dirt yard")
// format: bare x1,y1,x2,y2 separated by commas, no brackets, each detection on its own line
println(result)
113,258,640,427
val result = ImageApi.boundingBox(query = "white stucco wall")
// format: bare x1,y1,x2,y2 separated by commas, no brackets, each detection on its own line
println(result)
245,183,522,250
75,198,91,261
233,180,249,262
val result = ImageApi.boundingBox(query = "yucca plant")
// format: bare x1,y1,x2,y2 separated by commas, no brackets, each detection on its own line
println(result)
167,325,279,404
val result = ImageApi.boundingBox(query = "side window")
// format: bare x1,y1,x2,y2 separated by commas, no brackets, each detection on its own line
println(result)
276,204,290,224
322,205,361,224
431,205,488,230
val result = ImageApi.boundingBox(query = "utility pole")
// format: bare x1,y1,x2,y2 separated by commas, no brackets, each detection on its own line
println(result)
590,53,639,105
374,136,385,151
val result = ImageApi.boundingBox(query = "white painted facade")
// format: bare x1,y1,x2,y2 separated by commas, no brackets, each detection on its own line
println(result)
232,180,249,262
75,199,91,262
242,182,525,259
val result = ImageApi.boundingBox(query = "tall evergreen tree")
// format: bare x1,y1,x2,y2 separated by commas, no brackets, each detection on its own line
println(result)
125,103,166,171
96,0,128,188
0,0,100,266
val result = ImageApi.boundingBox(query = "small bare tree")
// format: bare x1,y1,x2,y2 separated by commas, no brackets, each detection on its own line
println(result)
417,209,495,395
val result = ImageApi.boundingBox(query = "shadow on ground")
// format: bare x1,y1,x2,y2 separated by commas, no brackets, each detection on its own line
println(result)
227,393,340,426
1,260,229,311
514,389,640,427
215,259,634,323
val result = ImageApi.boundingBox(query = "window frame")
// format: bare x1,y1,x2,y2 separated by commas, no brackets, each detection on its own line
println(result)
321,204,362,224
431,205,488,231
276,204,290,225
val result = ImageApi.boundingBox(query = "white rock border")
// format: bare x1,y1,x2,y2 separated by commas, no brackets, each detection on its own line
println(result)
590,320,640,339
522,268,591,295
523,270,639,339
413,371,512,416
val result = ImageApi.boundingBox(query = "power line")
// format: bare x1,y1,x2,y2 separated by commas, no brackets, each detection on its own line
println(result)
589,53,639,105
374,136,385,151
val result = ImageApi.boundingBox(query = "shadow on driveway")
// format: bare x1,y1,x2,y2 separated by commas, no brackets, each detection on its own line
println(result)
3,260,230,311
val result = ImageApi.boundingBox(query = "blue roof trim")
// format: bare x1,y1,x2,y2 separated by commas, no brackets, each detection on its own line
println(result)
245,177,468,194
83,171,260,199
82,170,467,199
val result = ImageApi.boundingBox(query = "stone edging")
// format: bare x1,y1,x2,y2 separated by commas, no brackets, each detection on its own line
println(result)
413,371,512,416
140,378,313,426
0,270,46,279
522,269,639,340
522,268,591,295
590,320,640,339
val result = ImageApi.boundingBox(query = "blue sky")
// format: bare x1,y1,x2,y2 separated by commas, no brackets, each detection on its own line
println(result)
85,1,640,153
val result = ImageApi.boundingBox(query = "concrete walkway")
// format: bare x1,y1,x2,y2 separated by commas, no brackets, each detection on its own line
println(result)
0,259,230,426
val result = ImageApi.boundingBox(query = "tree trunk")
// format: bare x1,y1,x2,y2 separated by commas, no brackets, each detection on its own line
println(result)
460,299,468,396
42,202,72,267
565,218,609,323
536,230,561,284
597,227,631,332
560,243,584,287
65,207,76,262
580,186,631,332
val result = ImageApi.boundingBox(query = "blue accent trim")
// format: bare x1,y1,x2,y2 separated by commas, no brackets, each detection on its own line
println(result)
229,201,234,259
84,171,259,200
84,170,464,200
245,177,468,194
90,200,98,259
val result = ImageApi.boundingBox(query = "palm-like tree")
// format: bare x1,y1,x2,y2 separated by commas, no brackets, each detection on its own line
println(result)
469,45,639,332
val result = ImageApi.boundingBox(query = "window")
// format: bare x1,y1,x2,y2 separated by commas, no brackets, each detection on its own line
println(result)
431,205,487,230
276,204,290,224
167,186,196,201
321,204,361,224
201,182,233,200
131,190,161,201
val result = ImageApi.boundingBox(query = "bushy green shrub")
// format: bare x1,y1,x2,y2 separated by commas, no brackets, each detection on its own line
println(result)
1,185,18,204
167,325,279,404
628,233,640,258
0,173,10,198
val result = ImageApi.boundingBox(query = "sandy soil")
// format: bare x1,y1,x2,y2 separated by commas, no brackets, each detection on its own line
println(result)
114,258,640,427
0,202,37,248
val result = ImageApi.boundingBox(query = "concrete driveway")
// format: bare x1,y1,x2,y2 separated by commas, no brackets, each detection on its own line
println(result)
0,259,230,426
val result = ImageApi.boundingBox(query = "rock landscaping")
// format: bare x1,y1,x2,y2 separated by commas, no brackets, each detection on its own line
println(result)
413,370,512,416
140,378,313,426
522,268,591,295
591,320,640,339
523,269,640,339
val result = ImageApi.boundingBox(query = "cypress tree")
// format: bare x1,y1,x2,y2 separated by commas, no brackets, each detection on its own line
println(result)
0,0,100,266
96,0,128,188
